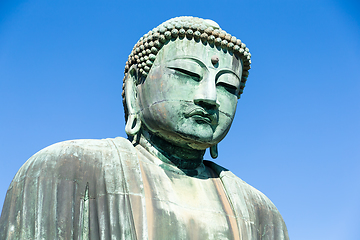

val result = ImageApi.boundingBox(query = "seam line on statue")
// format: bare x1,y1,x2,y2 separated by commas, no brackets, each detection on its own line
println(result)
96,192,143,197
136,99,232,117
140,198,238,216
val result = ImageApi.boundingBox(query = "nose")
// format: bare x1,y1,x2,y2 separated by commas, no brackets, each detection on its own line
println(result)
194,75,220,110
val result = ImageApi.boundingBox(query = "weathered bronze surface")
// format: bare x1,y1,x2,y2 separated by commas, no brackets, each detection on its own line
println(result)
0,17,289,239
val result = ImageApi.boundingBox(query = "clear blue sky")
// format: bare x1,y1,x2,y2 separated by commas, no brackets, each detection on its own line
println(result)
1,0,359,239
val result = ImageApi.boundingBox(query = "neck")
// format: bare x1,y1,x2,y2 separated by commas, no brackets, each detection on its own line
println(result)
135,129,205,170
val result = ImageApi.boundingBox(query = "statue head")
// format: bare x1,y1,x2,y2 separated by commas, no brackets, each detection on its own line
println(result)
122,16,251,157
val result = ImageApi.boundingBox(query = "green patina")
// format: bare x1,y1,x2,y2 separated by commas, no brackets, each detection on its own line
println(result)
0,16,289,240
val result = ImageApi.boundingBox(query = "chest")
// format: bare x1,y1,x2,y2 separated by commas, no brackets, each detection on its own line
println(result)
139,160,240,240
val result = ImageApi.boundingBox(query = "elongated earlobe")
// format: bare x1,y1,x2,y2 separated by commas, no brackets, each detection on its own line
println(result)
125,114,141,136
124,65,142,136
210,144,218,159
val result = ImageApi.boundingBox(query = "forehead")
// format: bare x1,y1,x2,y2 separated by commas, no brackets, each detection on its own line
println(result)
154,39,243,74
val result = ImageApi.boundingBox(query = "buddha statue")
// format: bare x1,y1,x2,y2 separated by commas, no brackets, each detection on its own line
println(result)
0,17,289,239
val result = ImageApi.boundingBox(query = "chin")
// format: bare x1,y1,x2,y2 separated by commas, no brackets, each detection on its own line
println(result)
177,131,223,150
154,129,212,150
178,124,231,150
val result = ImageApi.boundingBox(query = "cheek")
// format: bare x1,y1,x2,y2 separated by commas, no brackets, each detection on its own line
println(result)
139,68,196,106
217,92,238,117
213,93,237,139
137,69,165,105
140,100,190,131
212,111,234,143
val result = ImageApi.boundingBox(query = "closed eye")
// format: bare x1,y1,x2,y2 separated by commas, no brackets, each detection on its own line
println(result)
168,67,201,80
216,82,237,95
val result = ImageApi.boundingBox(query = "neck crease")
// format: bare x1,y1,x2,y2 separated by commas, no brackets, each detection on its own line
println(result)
134,130,205,170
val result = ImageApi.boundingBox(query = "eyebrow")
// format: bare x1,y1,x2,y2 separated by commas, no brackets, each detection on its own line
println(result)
166,56,206,68
217,68,241,81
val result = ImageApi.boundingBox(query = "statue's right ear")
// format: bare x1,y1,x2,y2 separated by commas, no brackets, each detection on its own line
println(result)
124,65,142,136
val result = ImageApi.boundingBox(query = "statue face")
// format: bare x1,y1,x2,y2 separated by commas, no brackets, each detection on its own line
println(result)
136,40,243,150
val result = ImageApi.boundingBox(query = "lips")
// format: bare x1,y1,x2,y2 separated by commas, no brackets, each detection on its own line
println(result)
184,108,217,125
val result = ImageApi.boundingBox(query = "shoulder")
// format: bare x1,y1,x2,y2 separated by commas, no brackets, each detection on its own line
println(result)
205,160,288,238
204,160,278,208
11,137,134,185
1,137,138,239
33,137,132,157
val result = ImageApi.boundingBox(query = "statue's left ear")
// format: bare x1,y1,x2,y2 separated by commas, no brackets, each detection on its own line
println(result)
124,65,142,136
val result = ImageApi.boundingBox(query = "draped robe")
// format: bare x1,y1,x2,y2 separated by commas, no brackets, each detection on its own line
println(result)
0,137,289,239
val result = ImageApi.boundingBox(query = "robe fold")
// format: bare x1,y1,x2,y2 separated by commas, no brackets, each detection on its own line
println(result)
0,137,289,240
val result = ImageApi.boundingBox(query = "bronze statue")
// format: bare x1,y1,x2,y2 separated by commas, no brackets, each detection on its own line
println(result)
0,17,289,239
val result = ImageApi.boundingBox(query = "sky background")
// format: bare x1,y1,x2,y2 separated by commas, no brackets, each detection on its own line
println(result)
0,0,359,239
